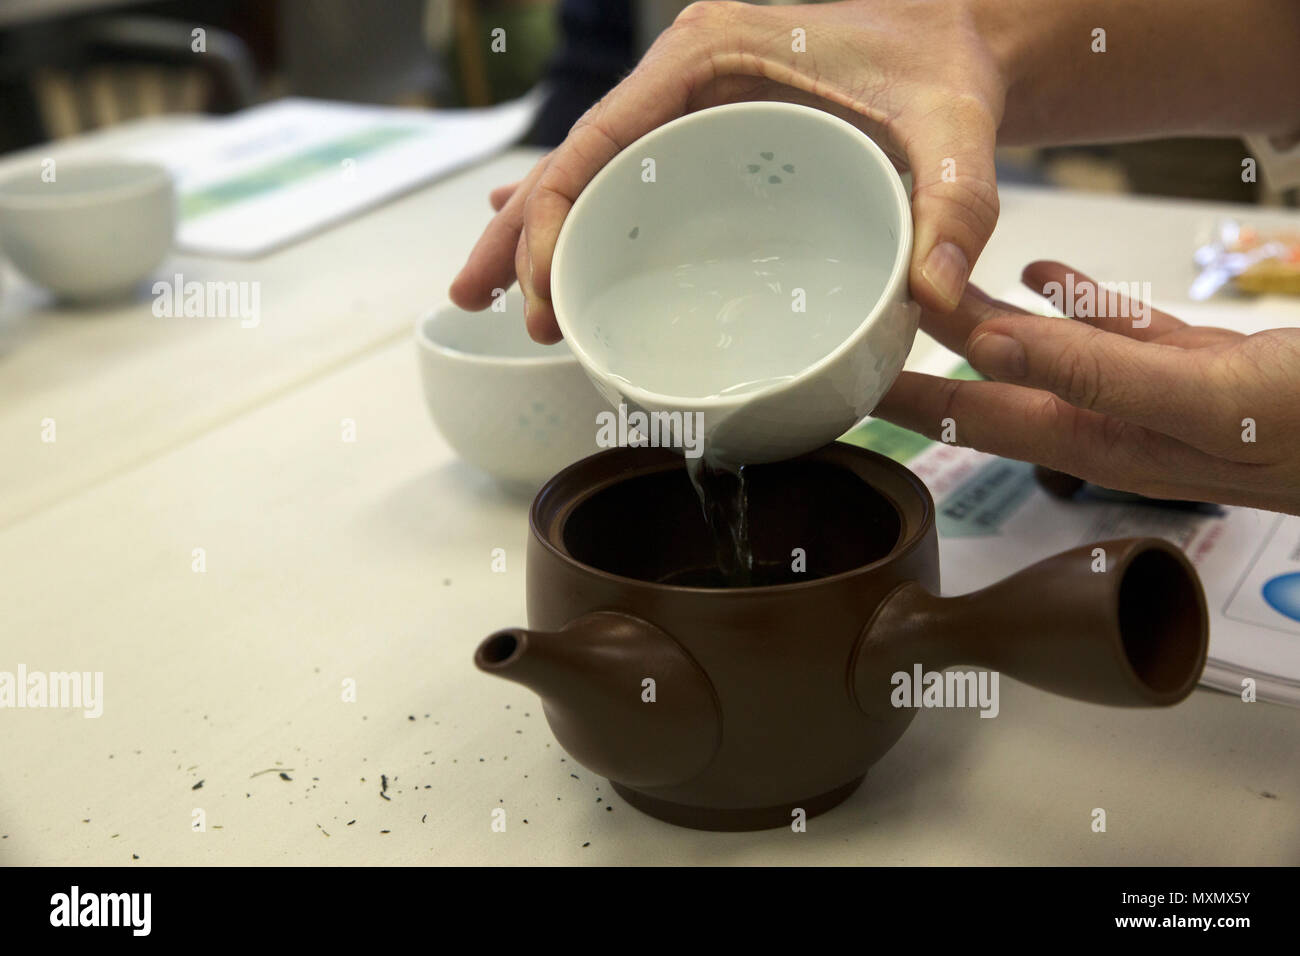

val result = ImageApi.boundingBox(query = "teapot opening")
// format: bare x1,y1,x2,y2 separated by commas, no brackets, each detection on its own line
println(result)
477,629,524,668
559,456,902,588
1118,548,1204,694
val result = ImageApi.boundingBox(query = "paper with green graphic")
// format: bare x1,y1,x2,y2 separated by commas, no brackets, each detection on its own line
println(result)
125,93,542,257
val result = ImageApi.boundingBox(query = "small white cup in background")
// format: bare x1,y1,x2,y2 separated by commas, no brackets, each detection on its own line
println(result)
551,101,918,464
0,159,175,302
416,290,610,491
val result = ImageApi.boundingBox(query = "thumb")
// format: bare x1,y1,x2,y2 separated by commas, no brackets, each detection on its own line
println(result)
900,97,1000,312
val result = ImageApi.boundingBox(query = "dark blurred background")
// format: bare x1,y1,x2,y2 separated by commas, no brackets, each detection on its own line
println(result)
0,0,1293,207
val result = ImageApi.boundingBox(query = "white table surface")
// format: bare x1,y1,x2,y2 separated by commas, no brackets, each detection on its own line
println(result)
0,121,542,529
1,126,1298,865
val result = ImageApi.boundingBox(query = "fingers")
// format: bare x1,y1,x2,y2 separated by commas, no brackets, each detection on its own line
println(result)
1151,325,1245,349
515,76,690,329
450,1,764,328
520,22,719,304
922,262,1203,358
900,94,1001,313
1020,261,1185,340
515,230,560,343
520,176,575,306
963,311,1250,457
459,6,724,326
872,372,1236,500
917,283,1033,356
450,155,553,311
489,181,521,212
917,270,1207,363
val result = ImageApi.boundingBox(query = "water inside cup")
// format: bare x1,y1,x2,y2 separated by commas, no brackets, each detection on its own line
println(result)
581,248,889,400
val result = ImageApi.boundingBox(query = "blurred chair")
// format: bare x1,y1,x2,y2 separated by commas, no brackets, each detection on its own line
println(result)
2,13,257,149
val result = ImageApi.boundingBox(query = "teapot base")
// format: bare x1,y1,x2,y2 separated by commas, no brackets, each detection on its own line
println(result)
610,776,866,832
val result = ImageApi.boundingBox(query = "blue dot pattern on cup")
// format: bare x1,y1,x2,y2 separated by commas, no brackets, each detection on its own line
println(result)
516,401,564,444
745,152,795,187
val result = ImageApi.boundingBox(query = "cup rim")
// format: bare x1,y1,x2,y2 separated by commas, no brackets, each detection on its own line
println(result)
530,444,935,595
414,303,582,368
550,101,914,412
0,159,173,211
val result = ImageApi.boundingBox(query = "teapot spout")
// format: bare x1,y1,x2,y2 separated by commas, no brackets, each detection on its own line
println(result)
475,612,721,788
854,538,1208,709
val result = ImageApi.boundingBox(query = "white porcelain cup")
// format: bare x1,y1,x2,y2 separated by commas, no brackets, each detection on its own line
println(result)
0,159,175,302
551,101,917,464
416,291,610,491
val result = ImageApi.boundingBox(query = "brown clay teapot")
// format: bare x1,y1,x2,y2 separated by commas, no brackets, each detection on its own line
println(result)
475,444,1208,830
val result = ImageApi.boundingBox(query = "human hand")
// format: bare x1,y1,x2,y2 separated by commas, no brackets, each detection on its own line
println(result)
873,260,1300,515
450,0,1007,341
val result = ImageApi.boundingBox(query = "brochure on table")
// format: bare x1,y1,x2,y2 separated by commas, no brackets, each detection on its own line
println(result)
123,91,543,257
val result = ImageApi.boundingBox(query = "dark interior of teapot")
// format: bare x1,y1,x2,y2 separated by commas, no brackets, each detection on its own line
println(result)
561,458,902,587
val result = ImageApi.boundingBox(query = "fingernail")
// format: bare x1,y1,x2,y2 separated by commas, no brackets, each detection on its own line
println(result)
968,332,1027,380
921,241,968,308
